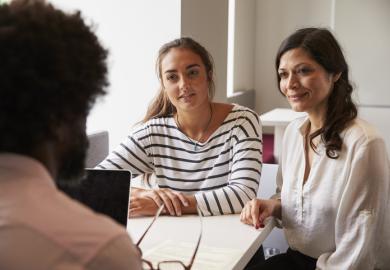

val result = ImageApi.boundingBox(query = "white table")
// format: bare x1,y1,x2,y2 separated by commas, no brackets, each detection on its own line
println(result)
127,214,275,270
260,108,306,162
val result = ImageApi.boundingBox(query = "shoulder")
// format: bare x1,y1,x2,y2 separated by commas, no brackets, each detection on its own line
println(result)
52,193,131,259
48,191,126,241
87,234,141,269
137,116,174,129
229,103,258,116
53,191,126,237
342,118,385,148
226,103,260,124
285,116,308,136
11,190,129,263
146,115,174,125
132,115,176,136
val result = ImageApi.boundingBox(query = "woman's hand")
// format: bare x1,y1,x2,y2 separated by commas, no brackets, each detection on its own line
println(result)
129,195,160,217
130,188,190,216
240,198,281,229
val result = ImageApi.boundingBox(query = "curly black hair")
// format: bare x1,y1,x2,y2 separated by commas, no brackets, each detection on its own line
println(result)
0,0,108,154
275,28,357,159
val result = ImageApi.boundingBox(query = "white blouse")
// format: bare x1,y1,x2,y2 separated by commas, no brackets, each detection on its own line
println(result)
276,117,390,269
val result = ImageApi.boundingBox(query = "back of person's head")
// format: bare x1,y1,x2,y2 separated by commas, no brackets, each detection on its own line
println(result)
275,27,357,158
0,0,108,152
143,37,215,122
0,0,108,177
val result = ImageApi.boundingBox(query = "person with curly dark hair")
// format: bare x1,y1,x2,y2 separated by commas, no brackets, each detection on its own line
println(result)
241,28,390,269
0,1,141,269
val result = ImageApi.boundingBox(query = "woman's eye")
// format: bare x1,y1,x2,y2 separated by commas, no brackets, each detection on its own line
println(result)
166,74,178,81
297,67,312,75
278,71,288,79
188,69,199,77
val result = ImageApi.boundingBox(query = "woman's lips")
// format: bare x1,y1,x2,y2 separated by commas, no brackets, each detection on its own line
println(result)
288,92,308,102
180,93,195,102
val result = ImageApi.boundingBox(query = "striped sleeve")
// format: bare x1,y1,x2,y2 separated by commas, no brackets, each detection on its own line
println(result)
96,124,154,176
195,109,262,216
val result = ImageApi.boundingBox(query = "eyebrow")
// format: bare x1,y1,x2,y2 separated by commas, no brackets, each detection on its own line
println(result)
278,62,312,71
164,64,201,74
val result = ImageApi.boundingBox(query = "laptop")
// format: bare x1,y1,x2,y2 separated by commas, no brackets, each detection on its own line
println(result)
57,169,131,227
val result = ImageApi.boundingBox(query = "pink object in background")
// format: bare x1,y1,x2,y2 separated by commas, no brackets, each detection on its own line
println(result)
263,134,276,164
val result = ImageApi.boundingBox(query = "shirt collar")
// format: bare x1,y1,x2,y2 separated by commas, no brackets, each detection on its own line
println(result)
298,116,311,137
297,117,326,153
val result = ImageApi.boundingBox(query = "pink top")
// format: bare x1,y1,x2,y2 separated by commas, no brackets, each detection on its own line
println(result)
0,153,141,270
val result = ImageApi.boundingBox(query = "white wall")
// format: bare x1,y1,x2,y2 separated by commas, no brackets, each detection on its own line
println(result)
181,0,229,103
230,0,390,152
253,0,333,115
334,0,390,107
232,0,256,93
50,0,181,150
333,0,390,155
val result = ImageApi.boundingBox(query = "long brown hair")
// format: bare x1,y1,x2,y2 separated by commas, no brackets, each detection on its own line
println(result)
275,28,357,159
142,37,215,122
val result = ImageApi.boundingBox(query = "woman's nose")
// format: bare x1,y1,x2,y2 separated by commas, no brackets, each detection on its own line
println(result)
179,76,190,90
286,74,299,89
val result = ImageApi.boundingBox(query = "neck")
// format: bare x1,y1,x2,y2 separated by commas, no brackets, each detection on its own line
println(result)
30,142,58,180
176,102,213,141
307,107,326,133
308,116,323,133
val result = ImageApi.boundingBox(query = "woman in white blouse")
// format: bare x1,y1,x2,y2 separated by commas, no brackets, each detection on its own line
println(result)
241,27,390,269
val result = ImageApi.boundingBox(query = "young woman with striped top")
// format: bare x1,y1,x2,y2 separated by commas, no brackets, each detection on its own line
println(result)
98,37,263,217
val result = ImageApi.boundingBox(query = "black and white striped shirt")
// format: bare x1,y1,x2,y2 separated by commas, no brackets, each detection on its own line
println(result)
98,104,262,216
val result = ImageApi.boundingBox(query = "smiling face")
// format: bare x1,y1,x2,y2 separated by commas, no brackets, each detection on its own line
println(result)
278,48,339,118
160,48,210,113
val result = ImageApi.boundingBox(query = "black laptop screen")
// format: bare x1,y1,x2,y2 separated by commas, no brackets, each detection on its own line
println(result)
57,169,131,226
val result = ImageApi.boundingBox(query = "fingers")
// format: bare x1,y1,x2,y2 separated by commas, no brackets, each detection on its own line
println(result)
144,191,163,208
240,199,271,229
131,189,189,217
129,206,142,217
175,192,190,208
257,200,274,227
129,196,159,217
157,190,178,216
258,211,269,228
162,189,189,216
240,200,254,225
250,200,261,229
147,189,188,216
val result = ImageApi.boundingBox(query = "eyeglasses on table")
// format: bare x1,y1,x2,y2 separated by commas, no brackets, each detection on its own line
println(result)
135,204,203,270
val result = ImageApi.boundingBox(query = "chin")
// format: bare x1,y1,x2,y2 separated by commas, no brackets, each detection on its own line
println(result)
290,103,307,112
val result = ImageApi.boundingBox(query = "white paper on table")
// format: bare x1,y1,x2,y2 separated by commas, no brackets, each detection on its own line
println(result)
143,239,242,270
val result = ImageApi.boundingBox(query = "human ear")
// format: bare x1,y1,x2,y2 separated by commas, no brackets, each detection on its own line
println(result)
208,70,213,81
333,72,342,83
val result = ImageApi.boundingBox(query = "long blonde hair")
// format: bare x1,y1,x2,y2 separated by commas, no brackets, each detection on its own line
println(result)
142,37,215,123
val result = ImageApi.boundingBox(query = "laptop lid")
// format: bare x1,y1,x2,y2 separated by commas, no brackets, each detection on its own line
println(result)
57,169,131,227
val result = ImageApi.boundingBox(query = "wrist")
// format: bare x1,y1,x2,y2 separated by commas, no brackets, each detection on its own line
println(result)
182,195,197,214
131,187,145,196
273,199,282,219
